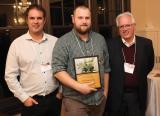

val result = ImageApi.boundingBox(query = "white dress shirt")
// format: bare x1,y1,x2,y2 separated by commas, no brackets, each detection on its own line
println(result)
122,36,136,47
5,32,58,102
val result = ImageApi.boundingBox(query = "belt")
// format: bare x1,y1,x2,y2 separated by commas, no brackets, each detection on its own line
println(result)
33,89,58,99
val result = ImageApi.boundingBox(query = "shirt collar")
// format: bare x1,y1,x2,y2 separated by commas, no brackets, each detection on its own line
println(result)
72,29,91,42
25,31,48,41
122,36,136,47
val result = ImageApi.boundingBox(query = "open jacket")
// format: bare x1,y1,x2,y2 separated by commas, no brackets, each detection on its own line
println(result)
106,36,154,111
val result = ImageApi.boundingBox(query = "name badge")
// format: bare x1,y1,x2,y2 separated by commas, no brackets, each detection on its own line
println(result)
41,63,52,72
124,62,135,74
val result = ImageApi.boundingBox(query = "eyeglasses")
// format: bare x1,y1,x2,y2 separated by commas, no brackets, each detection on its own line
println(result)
118,24,134,30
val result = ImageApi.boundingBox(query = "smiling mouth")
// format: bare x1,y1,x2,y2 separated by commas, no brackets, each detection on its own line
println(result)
81,25,88,26
123,30,129,34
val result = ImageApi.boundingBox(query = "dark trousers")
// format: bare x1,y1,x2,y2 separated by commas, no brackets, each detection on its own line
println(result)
21,91,61,116
107,92,145,116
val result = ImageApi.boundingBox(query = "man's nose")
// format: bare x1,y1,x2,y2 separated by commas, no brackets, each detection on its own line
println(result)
33,19,38,23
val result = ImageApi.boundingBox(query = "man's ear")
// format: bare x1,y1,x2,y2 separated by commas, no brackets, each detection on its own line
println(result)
44,18,47,24
71,14,74,24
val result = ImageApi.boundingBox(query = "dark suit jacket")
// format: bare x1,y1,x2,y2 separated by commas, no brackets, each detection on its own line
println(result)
106,36,154,111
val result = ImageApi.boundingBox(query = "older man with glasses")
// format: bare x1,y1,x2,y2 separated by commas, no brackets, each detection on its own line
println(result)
104,12,154,116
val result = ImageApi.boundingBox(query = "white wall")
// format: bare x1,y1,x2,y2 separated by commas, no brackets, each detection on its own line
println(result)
131,0,160,69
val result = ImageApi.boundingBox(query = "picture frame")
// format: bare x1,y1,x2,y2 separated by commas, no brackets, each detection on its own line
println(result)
74,56,101,89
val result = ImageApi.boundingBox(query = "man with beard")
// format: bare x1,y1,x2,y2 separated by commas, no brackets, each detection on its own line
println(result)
52,5,110,116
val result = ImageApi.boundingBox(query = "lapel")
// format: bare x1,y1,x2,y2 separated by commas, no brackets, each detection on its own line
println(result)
116,37,124,67
135,36,142,73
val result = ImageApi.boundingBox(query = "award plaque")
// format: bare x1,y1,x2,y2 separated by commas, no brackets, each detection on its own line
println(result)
74,56,101,89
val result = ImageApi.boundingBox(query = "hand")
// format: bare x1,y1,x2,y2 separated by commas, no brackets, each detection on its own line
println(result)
103,91,108,99
23,97,38,107
77,82,97,95
56,92,63,100
104,92,107,97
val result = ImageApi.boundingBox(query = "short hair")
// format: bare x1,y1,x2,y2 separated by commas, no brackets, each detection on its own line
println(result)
25,4,46,18
116,12,136,27
73,5,91,16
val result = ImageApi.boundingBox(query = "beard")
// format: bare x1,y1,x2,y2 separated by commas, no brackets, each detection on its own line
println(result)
74,25,91,35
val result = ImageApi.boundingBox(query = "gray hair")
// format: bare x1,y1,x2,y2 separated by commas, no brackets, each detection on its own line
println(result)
116,12,136,27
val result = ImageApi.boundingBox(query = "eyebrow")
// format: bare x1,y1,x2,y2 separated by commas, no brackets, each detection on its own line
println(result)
28,16,43,19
